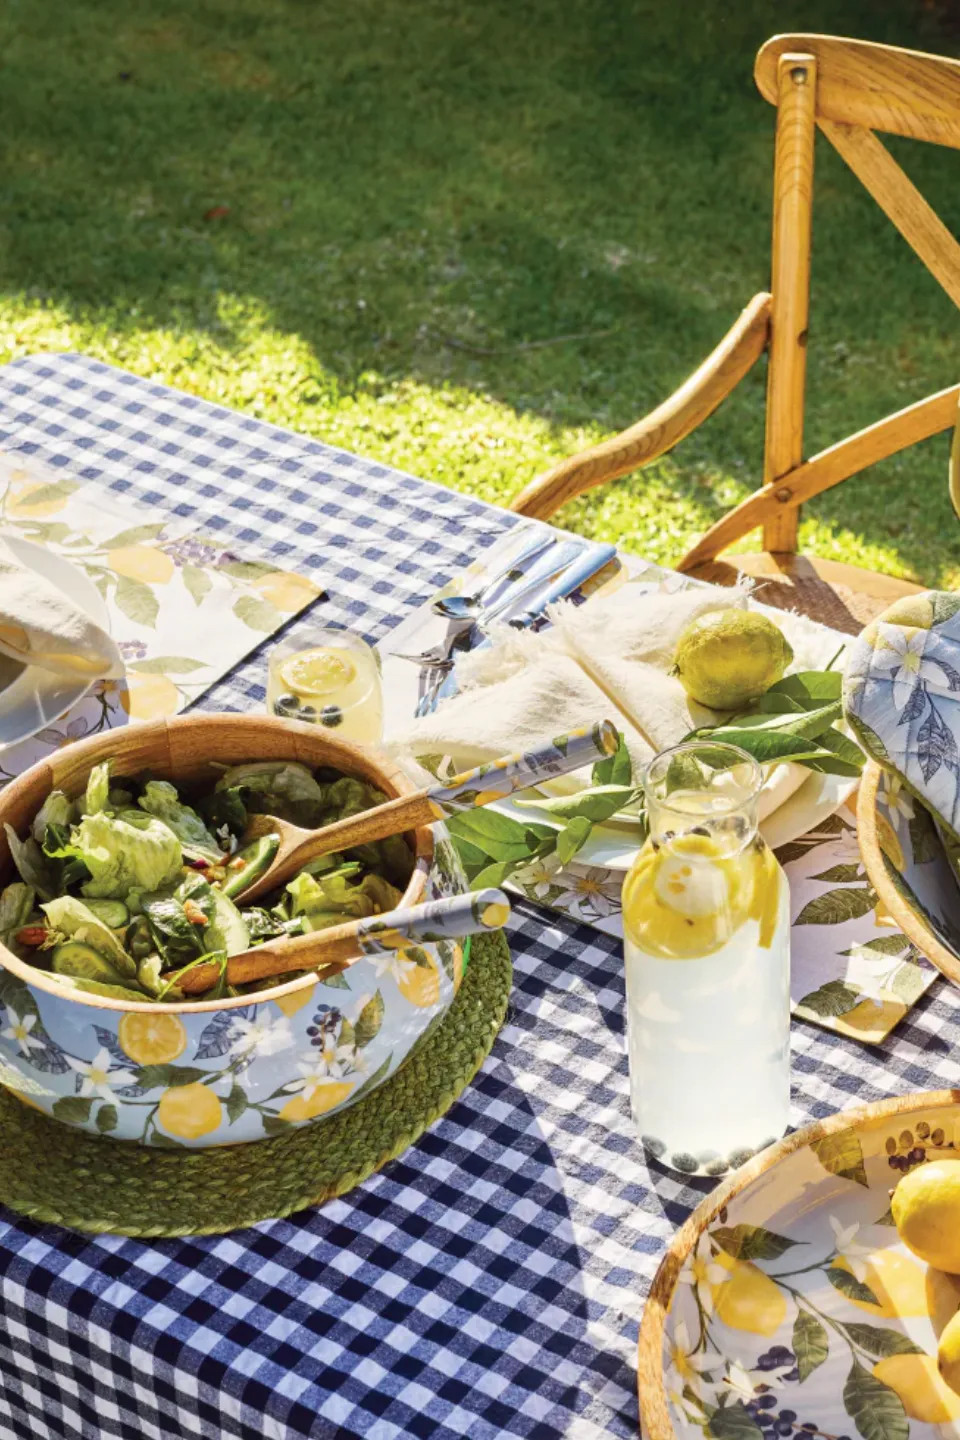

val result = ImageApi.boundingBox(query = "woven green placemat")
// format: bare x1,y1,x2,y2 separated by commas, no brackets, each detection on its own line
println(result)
0,932,511,1237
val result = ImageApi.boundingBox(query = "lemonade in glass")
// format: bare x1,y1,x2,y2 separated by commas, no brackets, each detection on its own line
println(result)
622,741,790,1177
267,629,383,744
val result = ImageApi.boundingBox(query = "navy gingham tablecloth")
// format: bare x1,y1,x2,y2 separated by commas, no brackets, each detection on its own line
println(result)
0,354,957,1440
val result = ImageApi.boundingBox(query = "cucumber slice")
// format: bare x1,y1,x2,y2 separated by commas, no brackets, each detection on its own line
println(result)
82,899,129,929
219,834,280,900
204,888,250,956
51,975,145,1000
51,941,135,986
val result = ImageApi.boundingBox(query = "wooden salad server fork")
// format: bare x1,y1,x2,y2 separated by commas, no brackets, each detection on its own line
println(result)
231,718,619,904
170,887,511,994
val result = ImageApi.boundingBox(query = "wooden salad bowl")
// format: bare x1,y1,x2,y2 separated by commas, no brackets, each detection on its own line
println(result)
858,758,960,989
0,714,472,1148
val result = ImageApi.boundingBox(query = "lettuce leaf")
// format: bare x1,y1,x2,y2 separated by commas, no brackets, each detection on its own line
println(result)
0,882,35,940
82,762,111,816
69,810,183,899
31,790,77,843
286,869,402,919
41,895,137,975
138,780,223,861
215,761,327,826
4,823,56,900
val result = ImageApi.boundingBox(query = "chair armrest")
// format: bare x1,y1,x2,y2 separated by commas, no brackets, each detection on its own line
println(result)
509,291,771,522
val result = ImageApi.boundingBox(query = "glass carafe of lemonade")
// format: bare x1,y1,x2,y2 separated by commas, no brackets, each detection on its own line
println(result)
267,629,383,744
622,742,790,1177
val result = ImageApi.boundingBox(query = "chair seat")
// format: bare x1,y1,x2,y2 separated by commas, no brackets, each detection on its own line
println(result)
685,551,923,635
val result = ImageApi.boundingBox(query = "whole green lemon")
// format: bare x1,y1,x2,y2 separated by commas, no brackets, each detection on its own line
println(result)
674,608,793,709
893,1159,960,1274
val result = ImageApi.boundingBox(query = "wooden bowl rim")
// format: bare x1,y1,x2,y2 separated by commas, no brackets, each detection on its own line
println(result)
637,1087,960,1437
0,714,434,1014
857,758,960,987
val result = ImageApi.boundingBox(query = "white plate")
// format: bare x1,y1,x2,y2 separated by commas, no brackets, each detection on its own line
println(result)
491,767,859,872
0,535,112,749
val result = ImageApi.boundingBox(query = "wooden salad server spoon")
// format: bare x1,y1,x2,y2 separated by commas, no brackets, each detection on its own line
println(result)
231,718,619,904
170,887,511,994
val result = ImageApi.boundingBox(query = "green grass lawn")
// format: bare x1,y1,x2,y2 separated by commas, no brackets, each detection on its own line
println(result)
3,0,960,582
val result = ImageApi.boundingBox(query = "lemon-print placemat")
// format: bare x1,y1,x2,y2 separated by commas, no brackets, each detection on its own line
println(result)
0,450,323,776
0,929,510,1236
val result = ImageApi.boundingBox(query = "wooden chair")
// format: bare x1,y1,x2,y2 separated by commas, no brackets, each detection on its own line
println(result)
510,33,960,634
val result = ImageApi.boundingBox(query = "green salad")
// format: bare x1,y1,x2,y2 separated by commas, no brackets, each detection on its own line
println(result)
0,760,411,1002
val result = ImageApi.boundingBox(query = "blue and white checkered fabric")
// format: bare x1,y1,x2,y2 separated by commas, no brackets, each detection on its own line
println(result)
0,354,957,1440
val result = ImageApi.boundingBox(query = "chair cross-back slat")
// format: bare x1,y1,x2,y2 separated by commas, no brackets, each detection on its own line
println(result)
820,119,960,309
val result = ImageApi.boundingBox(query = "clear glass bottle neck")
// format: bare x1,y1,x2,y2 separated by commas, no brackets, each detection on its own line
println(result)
643,743,762,856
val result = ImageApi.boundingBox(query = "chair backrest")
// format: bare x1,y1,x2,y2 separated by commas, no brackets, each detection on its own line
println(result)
754,33,960,554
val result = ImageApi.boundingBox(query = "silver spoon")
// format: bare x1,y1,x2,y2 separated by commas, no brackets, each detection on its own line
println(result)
432,532,555,620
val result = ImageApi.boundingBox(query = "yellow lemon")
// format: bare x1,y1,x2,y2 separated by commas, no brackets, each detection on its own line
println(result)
711,1255,786,1337
874,1353,960,1422
118,1012,187,1065
121,671,179,720
928,1267,960,1339
273,981,316,1018
278,1079,354,1123
254,572,322,613
398,952,441,1008
837,995,908,1044
480,901,510,929
451,943,464,993
157,1082,222,1140
280,647,356,697
674,608,793,709
108,545,175,584
876,814,906,873
833,1250,929,1318
6,479,69,517
938,1309,960,1394
892,1159,960,1272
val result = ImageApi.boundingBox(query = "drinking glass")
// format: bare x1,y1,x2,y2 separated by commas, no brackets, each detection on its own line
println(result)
266,629,383,744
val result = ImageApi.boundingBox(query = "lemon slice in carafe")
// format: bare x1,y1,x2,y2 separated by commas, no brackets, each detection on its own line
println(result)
279,647,356,697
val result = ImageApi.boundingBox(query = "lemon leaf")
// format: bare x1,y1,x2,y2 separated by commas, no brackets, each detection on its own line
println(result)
794,1307,829,1382
52,1096,94,1126
796,887,877,926
811,1131,869,1187
711,1223,800,1262
182,565,213,606
114,573,160,629
702,1400,763,1438
795,980,862,1019
355,991,384,1049
96,1103,119,1134
827,1267,880,1306
841,1324,923,1358
225,1084,248,1125
842,1359,908,1440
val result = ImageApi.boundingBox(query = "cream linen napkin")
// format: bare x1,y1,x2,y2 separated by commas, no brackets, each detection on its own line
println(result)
0,536,123,680
394,576,850,802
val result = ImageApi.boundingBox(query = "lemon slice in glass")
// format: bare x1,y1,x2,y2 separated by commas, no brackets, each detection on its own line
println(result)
280,647,357,697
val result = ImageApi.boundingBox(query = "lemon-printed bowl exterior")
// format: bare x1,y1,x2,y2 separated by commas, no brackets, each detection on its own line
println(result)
639,1092,960,1440
0,716,474,1148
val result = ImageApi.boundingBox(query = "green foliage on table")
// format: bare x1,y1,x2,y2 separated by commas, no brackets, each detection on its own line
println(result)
448,732,639,882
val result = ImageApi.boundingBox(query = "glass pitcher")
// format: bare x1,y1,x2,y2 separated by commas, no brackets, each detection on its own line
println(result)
622,741,791,1177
